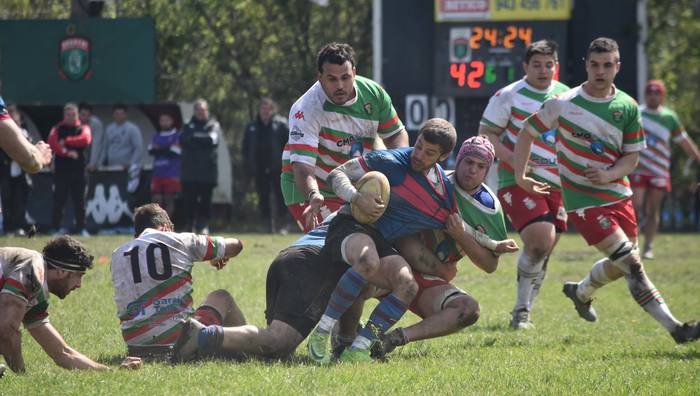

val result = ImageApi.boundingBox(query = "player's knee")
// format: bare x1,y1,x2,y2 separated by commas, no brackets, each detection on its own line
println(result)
455,296,480,328
607,240,641,275
396,275,418,302
208,289,234,307
354,250,380,277
525,245,549,262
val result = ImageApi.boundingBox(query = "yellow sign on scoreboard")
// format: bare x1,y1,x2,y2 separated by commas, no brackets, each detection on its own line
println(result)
435,0,573,22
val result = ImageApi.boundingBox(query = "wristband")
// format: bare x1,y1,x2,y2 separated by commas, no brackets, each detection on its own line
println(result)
307,189,320,202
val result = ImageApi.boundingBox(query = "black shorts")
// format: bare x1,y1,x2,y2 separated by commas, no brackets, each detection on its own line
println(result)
264,245,348,338
320,213,398,268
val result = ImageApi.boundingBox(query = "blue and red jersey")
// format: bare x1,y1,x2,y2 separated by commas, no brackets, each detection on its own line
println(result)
359,148,456,241
149,129,181,179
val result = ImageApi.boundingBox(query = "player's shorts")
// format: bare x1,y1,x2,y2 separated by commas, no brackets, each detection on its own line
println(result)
498,185,568,232
151,176,182,194
287,197,345,233
569,198,638,246
630,173,671,192
321,213,399,269
264,245,348,338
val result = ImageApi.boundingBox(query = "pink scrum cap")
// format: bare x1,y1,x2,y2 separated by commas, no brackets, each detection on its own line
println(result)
456,135,495,169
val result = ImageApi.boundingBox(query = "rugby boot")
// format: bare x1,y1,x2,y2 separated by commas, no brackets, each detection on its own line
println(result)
510,309,535,330
339,347,373,363
671,321,700,344
307,326,332,364
562,282,598,322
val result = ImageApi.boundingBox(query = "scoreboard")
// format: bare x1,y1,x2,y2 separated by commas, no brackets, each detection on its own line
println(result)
433,21,568,97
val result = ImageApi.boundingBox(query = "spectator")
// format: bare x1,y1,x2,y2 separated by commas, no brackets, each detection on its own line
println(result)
180,99,220,234
79,102,104,170
0,104,34,237
87,104,143,171
47,102,91,236
243,97,289,232
148,113,181,219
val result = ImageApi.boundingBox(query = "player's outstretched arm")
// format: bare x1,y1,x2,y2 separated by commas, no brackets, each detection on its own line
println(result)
209,237,244,269
444,213,502,273
28,323,108,370
0,294,27,373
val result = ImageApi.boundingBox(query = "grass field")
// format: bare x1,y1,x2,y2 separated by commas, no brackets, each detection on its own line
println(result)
1,232,699,395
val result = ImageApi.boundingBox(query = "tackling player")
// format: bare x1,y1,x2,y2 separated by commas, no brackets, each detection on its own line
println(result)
0,236,108,373
372,136,520,356
282,42,408,232
514,37,700,344
110,203,244,361
307,118,457,363
630,80,700,259
479,40,570,329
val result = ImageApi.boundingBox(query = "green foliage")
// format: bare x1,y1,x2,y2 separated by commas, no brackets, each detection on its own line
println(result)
1,233,699,394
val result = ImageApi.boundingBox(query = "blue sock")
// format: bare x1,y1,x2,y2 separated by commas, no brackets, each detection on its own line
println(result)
359,293,408,342
324,268,368,321
198,325,223,355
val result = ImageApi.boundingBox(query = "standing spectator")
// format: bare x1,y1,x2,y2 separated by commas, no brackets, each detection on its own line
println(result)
87,104,143,171
148,113,181,219
48,102,91,236
87,104,143,213
243,97,288,232
79,102,104,170
180,99,221,234
0,104,34,236
630,80,700,259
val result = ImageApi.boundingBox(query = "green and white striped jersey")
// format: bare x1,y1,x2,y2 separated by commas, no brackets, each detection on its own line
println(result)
281,75,403,205
0,248,50,329
111,229,227,347
421,174,508,263
526,84,645,211
480,78,570,190
635,105,688,178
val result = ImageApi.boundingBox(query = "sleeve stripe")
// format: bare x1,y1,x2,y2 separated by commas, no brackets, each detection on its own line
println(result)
204,236,214,260
1,278,29,299
378,114,399,130
359,156,370,172
286,144,318,153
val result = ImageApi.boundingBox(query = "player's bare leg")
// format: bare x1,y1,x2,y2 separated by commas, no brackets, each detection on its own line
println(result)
196,289,246,327
641,188,665,259
379,286,479,357
512,221,556,329
216,320,304,359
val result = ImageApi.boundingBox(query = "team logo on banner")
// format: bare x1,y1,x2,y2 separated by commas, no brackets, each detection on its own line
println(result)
59,36,92,81
449,28,472,63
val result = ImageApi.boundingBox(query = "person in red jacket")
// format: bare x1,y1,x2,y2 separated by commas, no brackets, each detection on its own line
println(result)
48,103,91,236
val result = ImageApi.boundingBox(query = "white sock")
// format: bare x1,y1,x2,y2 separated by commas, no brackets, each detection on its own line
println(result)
576,258,614,302
626,275,681,332
529,256,549,308
514,252,544,312
350,335,372,351
317,315,337,333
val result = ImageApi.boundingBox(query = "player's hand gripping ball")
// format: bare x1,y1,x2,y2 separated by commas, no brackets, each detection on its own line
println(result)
350,171,390,224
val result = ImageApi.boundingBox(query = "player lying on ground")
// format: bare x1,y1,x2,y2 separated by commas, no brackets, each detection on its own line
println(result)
513,37,700,344
0,237,113,373
110,203,243,362
333,136,519,358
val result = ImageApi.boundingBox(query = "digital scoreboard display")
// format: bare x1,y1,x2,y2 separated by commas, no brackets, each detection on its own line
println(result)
433,21,568,97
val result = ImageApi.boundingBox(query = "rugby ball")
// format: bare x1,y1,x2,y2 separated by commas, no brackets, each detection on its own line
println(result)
350,171,390,224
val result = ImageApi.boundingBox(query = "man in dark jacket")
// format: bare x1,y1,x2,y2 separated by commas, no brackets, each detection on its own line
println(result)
180,99,220,233
47,102,91,236
243,98,288,232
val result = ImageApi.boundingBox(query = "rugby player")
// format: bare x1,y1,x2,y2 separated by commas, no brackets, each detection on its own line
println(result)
282,42,408,232
630,80,700,259
0,236,109,373
110,203,244,362
0,96,52,173
307,118,459,363
513,37,700,343
479,40,571,329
